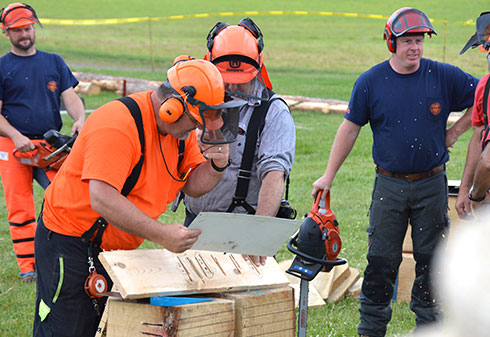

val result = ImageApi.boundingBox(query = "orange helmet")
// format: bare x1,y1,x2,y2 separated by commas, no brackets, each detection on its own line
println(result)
165,59,225,125
0,3,41,32
383,8,436,53
162,58,246,144
205,17,272,88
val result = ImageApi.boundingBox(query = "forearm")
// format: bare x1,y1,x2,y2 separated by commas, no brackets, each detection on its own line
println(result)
89,179,201,252
459,127,483,193
181,159,224,197
61,88,85,134
312,119,361,198
0,112,34,151
471,145,490,198
89,180,166,242
446,107,473,147
255,170,285,217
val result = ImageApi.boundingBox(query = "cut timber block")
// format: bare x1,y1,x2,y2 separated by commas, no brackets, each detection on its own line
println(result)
216,287,296,337
328,267,360,303
95,297,109,337
289,283,325,308
106,297,235,337
347,277,363,299
100,249,289,299
394,253,416,302
330,263,351,294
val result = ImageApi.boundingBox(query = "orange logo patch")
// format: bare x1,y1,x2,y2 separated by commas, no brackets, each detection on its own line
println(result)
47,81,57,92
430,102,441,115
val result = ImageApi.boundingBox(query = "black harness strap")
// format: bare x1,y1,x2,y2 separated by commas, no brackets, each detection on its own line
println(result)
177,138,186,178
81,96,145,247
226,89,289,214
481,77,490,151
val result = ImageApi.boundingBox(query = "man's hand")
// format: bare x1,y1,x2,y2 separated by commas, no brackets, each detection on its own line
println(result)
312,175,331,201
71,118,84,135
243,254,267,267
455,187,473,219
159,223,201,253
12,133,35,152
201,143,230,168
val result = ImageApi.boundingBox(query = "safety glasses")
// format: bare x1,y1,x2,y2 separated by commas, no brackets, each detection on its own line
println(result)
187,95,247,145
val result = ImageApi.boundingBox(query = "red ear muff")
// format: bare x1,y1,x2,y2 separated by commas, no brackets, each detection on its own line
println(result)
384,27,396,53
159,97,185,123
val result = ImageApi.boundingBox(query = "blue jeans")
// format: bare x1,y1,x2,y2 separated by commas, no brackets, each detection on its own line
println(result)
357,172,448,337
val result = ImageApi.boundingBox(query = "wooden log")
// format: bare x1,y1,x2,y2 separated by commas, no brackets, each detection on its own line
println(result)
311,269,335,299
106,297,235,337
347,277,363,299
289,282,325,308
328,267,360,303
216,287,296,337
75,81,101,95
330,263,351,294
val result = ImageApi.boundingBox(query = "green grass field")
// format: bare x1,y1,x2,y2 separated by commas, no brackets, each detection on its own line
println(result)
0,0,485,336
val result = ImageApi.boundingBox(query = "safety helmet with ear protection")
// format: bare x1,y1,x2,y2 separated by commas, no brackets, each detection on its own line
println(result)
160,57,247,144
205,17,272,90
383,7,436,53
159,59,225,125
0,2,41,32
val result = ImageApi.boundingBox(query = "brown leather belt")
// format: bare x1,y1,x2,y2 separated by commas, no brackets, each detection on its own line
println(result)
376,165,445,181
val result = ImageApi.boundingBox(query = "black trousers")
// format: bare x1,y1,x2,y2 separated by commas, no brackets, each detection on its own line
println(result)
33,215,112,337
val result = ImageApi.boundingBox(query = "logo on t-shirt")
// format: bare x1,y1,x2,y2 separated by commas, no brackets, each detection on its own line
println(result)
47,81,57,92
430,102,441,116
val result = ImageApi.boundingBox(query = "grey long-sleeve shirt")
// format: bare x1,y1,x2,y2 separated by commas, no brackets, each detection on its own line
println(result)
184,90,295,215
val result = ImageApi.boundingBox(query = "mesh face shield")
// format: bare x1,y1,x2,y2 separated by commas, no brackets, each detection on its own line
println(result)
224,74,270,103
389,8,436,38
187,95,246,145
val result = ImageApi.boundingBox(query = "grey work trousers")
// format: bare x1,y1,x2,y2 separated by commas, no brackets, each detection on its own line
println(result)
357,172,448,337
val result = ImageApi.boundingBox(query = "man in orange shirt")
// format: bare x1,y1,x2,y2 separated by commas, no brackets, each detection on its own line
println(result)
33,58,245,337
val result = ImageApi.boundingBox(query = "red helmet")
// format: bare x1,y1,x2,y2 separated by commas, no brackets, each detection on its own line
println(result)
383,8,437,53
0,3,41,32
205,17,272,89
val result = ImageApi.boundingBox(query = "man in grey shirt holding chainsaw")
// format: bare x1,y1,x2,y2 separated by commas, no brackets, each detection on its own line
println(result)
184,18,295,266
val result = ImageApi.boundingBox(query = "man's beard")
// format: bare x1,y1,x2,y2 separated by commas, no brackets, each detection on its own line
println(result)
12,36,34,51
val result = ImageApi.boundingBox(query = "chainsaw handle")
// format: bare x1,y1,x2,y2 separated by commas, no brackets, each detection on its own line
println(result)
286,234,347,267
12,146,39,159
312,189,330,214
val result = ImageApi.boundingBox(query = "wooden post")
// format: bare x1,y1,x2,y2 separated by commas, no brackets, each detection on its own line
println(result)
148,17,155,72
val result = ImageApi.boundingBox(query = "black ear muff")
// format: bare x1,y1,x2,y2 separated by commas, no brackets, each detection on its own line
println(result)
159,97,185,124
238,17,264,53
206,21,229,55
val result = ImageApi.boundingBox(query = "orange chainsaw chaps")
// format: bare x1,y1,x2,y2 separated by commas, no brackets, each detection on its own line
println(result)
0,137,57,274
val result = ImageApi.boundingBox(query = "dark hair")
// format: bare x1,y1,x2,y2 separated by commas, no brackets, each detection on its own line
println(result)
156,81,177,100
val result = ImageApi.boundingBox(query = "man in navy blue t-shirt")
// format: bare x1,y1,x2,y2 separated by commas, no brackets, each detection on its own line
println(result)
0,3,85,283
312,8,478,337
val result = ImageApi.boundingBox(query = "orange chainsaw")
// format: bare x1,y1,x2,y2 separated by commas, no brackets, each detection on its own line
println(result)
13,130,77,171
286,190,347,337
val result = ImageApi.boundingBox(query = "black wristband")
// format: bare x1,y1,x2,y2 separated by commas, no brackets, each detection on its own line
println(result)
469,186,486,202
469,192,486,202
211,158,230,172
